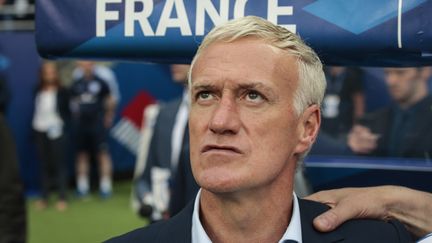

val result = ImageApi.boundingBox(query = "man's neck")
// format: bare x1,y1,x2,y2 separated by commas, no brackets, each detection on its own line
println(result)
199,172,294,242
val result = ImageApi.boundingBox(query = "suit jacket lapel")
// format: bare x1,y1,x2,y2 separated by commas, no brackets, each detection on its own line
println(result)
157,200,194,243
299,199,344,243
163,198,345,242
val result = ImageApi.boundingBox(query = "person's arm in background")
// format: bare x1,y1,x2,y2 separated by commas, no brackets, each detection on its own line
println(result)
347,67,365,122
101,80,115,129
305,186,432,239
96,66,119,129
104,95,116,128
352,91,364,122
347,125,380,154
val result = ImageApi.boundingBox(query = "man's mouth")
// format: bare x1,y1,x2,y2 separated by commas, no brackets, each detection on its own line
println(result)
202,144,243,154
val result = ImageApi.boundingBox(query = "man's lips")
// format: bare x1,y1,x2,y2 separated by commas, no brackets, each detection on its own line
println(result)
201,144,243,154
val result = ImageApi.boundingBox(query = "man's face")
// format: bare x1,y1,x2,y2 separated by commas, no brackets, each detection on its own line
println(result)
77,61,95,78
170,64,190,84
384,68,422,104
189,38,308,194
42,62,57,84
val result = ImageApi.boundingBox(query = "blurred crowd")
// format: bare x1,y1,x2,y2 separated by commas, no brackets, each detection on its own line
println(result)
33,61,119,210
3,60,118,211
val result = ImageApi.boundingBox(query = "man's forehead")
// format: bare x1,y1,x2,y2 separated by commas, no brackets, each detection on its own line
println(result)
189,38,299,95
197,38,284,59
193,40,297,75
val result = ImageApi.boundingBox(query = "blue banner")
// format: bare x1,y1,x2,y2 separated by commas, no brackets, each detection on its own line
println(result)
36,0,432,66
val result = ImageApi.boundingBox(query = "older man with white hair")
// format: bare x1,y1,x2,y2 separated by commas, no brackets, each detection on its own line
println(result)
107,16,411,243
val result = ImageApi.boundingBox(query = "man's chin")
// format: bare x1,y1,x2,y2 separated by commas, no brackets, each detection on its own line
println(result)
198,177,242,194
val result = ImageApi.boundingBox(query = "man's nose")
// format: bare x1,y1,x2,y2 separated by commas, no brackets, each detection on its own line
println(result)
208,96,241,135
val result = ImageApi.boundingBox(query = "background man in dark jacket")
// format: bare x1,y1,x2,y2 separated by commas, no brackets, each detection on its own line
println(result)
348,67,432,159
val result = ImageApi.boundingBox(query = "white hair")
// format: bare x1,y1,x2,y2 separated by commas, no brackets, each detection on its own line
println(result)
189,16,326,115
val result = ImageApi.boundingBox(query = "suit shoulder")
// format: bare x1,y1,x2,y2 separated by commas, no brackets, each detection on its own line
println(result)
105,201,194,243
338,218,413,242
299,199,412,242
104,221,167,243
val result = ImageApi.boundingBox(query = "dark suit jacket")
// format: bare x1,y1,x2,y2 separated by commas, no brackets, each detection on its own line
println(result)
168,127,199,216
106,198,412,243
360,96,432,159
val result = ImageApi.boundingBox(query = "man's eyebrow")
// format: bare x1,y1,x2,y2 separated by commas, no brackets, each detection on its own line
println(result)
191,81,276,95
191,84,218,92
237,82,275,94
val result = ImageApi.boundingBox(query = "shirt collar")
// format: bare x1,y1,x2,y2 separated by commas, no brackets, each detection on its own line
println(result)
191,189,302,243
192,190,212,243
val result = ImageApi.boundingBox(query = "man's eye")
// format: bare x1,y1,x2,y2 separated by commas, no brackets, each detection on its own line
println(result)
196,91,213,101
245,91,264,102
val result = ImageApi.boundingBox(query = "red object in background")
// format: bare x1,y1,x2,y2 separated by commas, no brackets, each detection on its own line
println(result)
121,91,156,129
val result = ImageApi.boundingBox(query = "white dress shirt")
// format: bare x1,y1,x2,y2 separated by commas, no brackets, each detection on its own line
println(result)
192,190,303,243
32,90,63,139
417,233,432,243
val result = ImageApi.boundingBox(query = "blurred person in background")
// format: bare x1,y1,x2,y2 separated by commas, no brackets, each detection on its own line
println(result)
72,61,121,107
134,64,195,221
32,61,70,211
307,67,364,157
321,66,364,140
69,61,114,198
348,67,432,159
0,66,26,243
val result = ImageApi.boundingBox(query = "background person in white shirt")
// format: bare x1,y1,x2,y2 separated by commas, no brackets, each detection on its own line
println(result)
32,61,69,211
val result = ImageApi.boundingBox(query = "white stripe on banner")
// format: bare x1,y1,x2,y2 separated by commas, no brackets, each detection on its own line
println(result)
397,0,403,48
111,118,141,155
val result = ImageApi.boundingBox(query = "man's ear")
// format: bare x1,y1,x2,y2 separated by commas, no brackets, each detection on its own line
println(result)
294,104,321,155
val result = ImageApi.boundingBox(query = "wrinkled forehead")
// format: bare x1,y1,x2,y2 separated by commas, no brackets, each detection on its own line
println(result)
190,38,299,87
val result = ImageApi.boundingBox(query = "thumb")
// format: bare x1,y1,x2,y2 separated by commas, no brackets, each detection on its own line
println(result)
313,205,355,232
